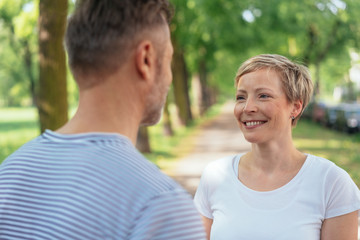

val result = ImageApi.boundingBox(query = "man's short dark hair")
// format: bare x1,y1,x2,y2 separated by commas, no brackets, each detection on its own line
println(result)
65,0,173,87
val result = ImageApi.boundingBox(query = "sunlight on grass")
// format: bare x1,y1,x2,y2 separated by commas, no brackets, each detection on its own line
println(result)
0,108,38,122
2,106,359,187
0,108,40,163
0,103,223,165
295,139,343,149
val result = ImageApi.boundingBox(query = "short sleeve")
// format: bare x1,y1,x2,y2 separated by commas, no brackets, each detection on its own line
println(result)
194,167,213,219
324,166,360,219
129,189,206,240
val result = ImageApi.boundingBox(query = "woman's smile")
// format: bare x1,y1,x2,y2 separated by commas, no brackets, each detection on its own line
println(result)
243,120,267,128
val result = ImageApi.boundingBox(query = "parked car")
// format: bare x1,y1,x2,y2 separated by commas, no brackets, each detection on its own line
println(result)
302,101,327,123
312,102,327,123
323,105,339,128
334,103,360,133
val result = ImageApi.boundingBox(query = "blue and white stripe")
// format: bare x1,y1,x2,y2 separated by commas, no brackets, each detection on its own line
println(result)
0,130,205,239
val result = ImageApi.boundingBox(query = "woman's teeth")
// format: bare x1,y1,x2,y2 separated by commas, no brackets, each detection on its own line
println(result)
245,121,264,126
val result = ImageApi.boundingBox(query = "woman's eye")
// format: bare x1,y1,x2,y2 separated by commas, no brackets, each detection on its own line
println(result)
259,94,270,99
236,95,245,101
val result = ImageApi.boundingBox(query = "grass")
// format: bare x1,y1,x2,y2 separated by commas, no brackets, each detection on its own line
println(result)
0,108,40,163
0,103,223,165
1,106,359,188
293,119,360,186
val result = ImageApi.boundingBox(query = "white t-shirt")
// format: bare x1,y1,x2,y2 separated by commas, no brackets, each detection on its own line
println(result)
194,153,360,240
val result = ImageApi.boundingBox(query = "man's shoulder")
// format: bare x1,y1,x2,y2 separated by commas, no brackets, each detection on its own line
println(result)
95,144,187,200
130,155,186,197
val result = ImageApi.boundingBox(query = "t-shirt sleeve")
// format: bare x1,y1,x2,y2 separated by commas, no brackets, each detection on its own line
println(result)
324,166,360,219
194,167,213,219
129,189,206,240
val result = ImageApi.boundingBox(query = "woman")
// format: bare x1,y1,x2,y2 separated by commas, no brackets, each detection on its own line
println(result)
194,54,360,240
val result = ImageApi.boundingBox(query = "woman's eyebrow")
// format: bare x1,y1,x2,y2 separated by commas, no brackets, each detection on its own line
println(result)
236,87,274,93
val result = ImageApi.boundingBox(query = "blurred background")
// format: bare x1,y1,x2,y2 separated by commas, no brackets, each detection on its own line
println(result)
1,0,360,184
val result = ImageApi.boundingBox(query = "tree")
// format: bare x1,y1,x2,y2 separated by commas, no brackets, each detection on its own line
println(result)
136,126,151,153
162,96,174,136
170,0,259,116
0,0,38,107
171,39,193,126
38,0,68,132
171,0,218,116
170,0,195,126
241,0,360,99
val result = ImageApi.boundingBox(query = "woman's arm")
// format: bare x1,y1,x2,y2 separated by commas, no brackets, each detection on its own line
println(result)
202,215,213,240
321,211,358,240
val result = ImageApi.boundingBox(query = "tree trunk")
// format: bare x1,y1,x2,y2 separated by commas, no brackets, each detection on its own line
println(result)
313,61,320,101
162,96,174,136
38,0,68,132
22,40,37,107
345,74,356,102
136,126,151,153
198,59,211,115
172,40,192,126
303,24,317,66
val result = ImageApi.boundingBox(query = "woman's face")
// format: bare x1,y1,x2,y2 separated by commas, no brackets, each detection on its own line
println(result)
234,68,297,144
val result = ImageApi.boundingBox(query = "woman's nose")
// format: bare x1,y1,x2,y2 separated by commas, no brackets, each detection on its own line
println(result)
243,98,257,113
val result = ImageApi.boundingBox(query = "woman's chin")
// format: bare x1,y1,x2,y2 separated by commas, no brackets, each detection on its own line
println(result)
243,135,263,144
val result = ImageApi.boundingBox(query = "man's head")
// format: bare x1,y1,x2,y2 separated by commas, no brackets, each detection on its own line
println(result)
140,22,173,126
65,0,173,89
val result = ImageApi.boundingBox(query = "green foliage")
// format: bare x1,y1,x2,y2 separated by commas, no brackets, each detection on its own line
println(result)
318,51,352,94
0,24,32,106
171,0,360,99
0,0,25,23
0,0,38,107
0,0,76,108
0,0,360,147
13,1,38,38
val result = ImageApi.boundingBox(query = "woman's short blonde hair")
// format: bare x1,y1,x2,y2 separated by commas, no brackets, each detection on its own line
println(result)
235,54,313,126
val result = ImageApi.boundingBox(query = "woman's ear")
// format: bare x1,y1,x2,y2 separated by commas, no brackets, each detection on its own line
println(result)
292,100,303,118
135,40,155,82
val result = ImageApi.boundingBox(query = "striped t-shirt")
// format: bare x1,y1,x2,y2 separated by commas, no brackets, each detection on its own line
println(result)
0,130,205,239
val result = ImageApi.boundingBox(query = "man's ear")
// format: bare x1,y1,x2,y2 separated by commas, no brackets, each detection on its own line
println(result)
135,40,155,81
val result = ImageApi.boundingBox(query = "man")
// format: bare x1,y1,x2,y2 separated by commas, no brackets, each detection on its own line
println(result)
0,0,206,239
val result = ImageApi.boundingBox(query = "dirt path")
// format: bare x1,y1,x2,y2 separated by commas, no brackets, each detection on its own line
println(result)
165,101,251,195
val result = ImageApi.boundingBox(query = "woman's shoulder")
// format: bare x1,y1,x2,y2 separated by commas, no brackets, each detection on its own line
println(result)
306,155,360,219
306,154,354,183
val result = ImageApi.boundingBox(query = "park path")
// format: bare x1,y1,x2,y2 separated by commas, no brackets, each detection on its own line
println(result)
165,101,251,196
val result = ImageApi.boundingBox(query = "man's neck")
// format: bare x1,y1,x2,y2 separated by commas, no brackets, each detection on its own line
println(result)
56,77,143,145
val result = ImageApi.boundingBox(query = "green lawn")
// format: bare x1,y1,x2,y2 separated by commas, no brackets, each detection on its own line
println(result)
1,107,360,187
293,119,360,186
0,105,222,165
0,108,40,163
